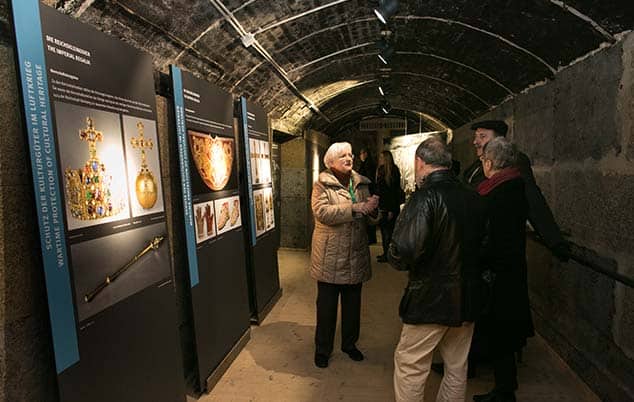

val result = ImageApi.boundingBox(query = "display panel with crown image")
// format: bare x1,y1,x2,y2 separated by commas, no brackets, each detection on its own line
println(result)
55,103,130,231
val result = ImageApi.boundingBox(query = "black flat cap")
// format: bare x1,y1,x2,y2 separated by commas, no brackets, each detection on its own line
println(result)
470,120,508,136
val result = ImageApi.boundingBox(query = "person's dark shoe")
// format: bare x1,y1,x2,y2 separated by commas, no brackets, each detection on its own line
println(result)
314,353,329,368
342,347,364,361
496,392,516,402
376,255,388,262
431,362,444,374
473,390,497,402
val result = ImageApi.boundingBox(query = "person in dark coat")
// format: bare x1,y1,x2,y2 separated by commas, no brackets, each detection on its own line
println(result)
472,137,534,402
375,150,403,262
389,138,486,402
358,148,378,244
463,120,570,261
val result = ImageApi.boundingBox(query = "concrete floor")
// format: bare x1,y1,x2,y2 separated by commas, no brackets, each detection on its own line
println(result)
199,247,600,402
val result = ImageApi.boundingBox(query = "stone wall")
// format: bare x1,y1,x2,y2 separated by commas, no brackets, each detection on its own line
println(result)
279,130,329,250
452,32,634,402
280,138,309,249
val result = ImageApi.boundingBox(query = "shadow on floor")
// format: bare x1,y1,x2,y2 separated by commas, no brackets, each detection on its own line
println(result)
245,320,318,378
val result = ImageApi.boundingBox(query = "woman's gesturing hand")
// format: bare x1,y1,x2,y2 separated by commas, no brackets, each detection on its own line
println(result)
352,195,380,215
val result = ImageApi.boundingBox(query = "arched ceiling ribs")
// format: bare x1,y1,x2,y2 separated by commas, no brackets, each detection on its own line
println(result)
106,0,225,74
327,97,465,127
231,61,265,91
209,0,330,122
313,79,377,104
313,76,480,118
416,112,449,131
231,0,258,14
395,52,514,95
286,43,374,73
174,20,224,63
294,59,492,108
327,104,451,129
394,16,557,75
292,51,510,99
548,0,616,43
274,17,376,54
391,72,492,108
253,0,353,35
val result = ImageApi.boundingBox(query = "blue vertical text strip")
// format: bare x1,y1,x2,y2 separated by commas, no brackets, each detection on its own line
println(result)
11,0,79,374
170,66,199,287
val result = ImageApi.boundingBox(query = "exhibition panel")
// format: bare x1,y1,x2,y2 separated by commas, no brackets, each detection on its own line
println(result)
11,1,184,401
170,66,251,393
236,97,282,323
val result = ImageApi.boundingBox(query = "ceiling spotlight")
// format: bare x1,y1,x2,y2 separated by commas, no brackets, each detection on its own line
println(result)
374,0,399,24
378,47,394,64
380,100,391,114
376,38,394,64
378,86,384,96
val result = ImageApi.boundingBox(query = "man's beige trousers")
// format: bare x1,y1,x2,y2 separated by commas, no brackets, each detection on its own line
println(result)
394,322,475,402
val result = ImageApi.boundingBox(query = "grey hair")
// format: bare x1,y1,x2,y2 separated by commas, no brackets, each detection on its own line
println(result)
482,137,517,170
415,137,452,168
323,142,352,168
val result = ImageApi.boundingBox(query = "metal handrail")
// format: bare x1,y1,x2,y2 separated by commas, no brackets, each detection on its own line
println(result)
527,231,634,289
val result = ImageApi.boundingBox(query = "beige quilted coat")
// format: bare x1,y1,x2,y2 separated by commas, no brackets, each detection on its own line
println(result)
310,169,374,284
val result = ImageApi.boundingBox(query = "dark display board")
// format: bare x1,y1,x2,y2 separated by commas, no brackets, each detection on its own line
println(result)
170,66,250,393
236,97,281,322
11,2,184,401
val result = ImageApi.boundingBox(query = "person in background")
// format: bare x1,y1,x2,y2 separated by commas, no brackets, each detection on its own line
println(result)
463,120,570,261
358,147,378,244
472,137,534,402
459,119,570,378
389,137,486,402
310,142,380,369
375,150,403,263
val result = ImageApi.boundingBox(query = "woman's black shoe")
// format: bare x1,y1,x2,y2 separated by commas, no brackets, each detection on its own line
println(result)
474,391,515,402
473,390,496,402
314,353,329,368
342,347,364,361
376,255,388,262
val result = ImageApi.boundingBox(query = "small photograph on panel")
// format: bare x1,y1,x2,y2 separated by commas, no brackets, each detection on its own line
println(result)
214,194,241,235
251,138,261,185
122,116,164,216
193,200,216,243
54,102,130,231
187,129,236,194
260,140,271,184
254,189,266,237
249,138,257,185
71,222,170,322
264,187,275,231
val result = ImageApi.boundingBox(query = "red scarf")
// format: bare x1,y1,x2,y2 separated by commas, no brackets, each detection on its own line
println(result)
477,167,521,195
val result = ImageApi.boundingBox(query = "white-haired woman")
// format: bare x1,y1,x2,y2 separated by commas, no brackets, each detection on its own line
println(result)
311,142,379,368
473,137,534,402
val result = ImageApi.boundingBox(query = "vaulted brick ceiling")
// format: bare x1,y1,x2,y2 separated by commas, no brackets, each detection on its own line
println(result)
59,0,633,136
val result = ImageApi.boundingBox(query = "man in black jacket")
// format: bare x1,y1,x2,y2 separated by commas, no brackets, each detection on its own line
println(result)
389,137,486,402
463,120,570,259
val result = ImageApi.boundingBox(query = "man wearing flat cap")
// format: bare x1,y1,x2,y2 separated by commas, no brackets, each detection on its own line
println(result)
463,119,570,260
